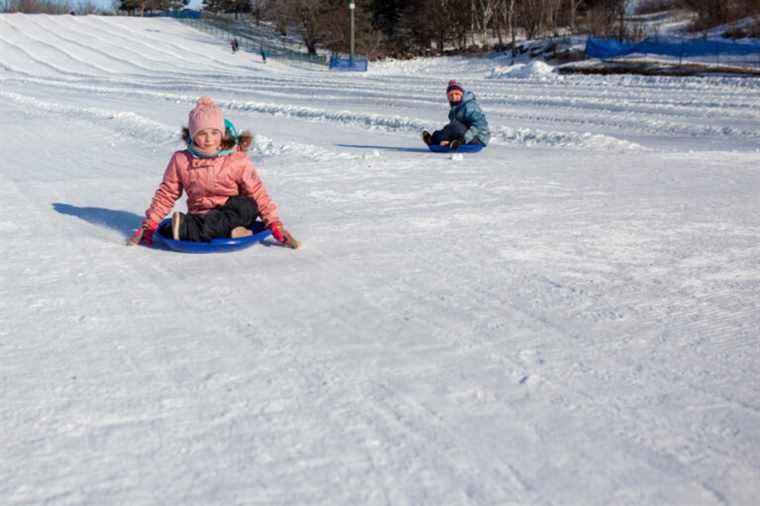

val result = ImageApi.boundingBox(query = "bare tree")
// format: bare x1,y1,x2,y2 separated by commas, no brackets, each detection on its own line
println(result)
494,0,518,51
545,0,563,35
515,0,546,39
677,0,760,30
473,0,498,45
76,0,99,13
4,0,70,13
397,0,465,54
255,0,328,48
585,0,625,37
568,0,586,31
257,0,378,56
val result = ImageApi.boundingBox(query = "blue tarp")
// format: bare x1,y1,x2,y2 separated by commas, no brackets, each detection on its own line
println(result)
329,56,368,71
586,36,760,59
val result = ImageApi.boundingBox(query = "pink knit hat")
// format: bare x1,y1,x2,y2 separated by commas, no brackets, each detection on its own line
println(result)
188,96,225,138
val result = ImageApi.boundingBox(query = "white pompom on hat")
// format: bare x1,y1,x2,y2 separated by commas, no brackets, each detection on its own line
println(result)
188,96,225,138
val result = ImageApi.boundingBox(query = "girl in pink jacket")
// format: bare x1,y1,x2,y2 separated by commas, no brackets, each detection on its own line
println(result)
129,97,299,249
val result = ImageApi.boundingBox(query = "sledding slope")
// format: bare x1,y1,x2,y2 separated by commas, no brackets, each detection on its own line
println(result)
0,13,251,78
2,13,760,506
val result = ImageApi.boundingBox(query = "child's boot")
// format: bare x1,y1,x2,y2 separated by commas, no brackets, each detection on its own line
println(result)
172,211,184,241
422,130,432,146
230,226,252,238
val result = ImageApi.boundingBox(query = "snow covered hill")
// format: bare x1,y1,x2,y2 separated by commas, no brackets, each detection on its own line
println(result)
1,13,759,506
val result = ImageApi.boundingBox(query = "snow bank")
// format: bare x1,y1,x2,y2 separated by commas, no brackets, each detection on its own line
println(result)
494,125,646,151
368,55,497,77
489,61,559,81
251,134,359,161
0,89,177,145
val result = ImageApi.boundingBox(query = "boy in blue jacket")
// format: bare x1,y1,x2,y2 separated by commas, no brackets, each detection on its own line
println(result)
423,80,490,149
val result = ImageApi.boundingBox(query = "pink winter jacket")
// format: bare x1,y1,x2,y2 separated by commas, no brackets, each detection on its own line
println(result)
145,148,280,226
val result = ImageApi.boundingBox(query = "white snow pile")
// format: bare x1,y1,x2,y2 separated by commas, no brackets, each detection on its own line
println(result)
489,60,559,80
251,134,359,161
369,55,496,76
494,125,646,151
0,89,177,145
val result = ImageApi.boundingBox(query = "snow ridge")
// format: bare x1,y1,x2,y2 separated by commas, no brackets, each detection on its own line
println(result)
0,89,176,144
494,126,646,151
0,90,363,160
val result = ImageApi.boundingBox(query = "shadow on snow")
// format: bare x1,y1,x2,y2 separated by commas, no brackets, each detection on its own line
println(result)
53,203,141,240
336,143,430,153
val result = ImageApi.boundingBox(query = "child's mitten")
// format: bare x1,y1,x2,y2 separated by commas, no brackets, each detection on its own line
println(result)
128,219,158,246
269,221,300,249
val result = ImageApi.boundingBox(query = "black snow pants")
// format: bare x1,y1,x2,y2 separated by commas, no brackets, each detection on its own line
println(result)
431,119,483,146
163,196,265,242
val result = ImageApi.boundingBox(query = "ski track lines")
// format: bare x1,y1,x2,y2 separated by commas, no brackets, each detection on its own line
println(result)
0,27,94,78
232,74,760,128
3,14,757,145
24,97,370,167
8,69,754,143
0,16,118,77
114,238,489,503
65,15,253,77
322,208,753,504
93,16,253,73
0,90,177,145
413,248,745,505
26,14,236,77
2,77,648,152
268,247,537,503
22,15,181,77
203,237,543,504
293,157,760,503
170,78,760,141
0,89,361,161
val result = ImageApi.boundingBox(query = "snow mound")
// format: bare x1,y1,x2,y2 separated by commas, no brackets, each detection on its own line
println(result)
0,89,176,145
368,55,495,76
489,61,558,80
252,134,358,161
494,126,645,151
223,100,427,134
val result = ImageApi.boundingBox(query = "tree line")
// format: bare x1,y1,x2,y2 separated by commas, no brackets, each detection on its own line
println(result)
200,0,758,58
675,0,760,33
3,0,758,54
117,0,189,16
1,0,101,14
235,0,632,58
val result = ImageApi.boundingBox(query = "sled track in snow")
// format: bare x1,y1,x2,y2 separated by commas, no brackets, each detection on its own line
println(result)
0,76,652,151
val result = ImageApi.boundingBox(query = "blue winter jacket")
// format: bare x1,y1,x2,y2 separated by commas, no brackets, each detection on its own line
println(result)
448,90,491,146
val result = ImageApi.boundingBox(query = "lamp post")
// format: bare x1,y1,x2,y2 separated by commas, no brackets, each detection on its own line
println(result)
349,1,355,62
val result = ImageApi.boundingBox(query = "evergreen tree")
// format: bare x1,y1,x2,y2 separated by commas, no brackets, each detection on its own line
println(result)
117,0,141,14
370,0,402,36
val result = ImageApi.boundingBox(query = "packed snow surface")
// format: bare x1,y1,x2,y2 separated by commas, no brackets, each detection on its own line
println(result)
2,13,760,506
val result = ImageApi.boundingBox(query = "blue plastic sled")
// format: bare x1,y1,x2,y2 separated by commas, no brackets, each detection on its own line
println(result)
153,219,272,254
428,143,484,153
